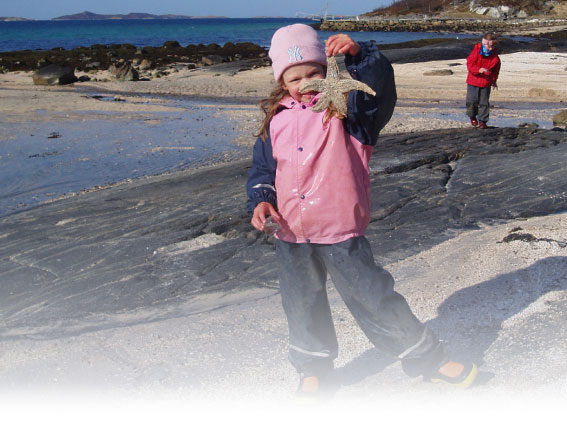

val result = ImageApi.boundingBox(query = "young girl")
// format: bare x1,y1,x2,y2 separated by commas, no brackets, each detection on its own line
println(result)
246,24,477,395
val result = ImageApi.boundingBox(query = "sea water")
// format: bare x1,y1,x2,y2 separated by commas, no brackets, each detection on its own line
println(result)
0,97,249,217
0,17,483,52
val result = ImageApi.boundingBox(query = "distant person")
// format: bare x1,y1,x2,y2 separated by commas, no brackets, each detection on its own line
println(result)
246,24,478,397
466,33,501,129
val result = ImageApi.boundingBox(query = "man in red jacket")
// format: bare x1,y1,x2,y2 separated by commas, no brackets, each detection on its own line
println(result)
466,33,501,129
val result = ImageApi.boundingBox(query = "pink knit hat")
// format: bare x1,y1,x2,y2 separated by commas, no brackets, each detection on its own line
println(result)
269,24,327,82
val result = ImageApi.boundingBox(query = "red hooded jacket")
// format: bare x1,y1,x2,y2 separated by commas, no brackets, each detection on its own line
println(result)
466,43,501,88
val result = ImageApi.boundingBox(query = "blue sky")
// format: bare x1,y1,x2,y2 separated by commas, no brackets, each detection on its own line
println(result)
1,1,392,20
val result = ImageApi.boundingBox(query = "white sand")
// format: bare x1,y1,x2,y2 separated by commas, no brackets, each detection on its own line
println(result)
1,215,565,419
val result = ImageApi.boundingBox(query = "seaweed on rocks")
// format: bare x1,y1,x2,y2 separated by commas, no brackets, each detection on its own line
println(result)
0,41,269,73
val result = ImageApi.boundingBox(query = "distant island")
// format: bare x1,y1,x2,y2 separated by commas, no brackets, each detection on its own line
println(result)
52,11,225,20
1,11,245,21
0,17,34,21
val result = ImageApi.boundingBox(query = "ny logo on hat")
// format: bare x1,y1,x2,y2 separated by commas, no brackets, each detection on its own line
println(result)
288,45,303,63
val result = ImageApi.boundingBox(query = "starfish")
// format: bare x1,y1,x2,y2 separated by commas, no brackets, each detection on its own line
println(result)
299,55,376,118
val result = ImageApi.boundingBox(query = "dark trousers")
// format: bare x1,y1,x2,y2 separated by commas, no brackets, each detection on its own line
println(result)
276,237,446,378
466,84,491,123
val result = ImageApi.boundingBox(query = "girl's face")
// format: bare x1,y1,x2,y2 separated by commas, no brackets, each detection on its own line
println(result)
280,62,326,103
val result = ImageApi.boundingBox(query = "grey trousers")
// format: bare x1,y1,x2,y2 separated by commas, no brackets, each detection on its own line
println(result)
466,84,492,123
276,237,446,377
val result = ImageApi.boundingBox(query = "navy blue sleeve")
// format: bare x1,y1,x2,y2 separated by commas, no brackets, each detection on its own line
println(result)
344,41,397,146
246,134,278,216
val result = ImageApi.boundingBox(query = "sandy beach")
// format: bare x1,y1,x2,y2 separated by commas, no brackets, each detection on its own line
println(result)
2,50,567,134
1,46,567,420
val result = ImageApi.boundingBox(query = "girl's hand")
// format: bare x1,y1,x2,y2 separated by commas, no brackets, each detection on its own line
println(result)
251,202,281,232
325,34,360,57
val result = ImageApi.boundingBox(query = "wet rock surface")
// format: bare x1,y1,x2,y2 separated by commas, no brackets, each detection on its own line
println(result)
553,109,567,126
1,126,566,340
31,63,78,85
380,36,567,63
108,61,139,81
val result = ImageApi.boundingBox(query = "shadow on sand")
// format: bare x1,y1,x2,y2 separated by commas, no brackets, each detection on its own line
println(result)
332,256,567,387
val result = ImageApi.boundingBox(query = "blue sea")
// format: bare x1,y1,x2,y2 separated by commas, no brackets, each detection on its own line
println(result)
0,17,484,52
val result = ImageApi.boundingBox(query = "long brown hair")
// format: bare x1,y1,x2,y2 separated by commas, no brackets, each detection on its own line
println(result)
257,85,287,141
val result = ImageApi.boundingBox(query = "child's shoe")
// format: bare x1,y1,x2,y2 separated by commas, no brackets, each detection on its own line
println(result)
470,117,479,127
428,361,478,389
296,374,320,397
478,121,488,129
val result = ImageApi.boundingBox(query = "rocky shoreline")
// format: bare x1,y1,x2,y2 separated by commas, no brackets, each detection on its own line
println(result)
2,23,567,84
316,17,567,34
0,41,269,79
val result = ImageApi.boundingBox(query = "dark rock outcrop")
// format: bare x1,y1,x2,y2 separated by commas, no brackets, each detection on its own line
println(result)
1,127,566,339
380,36,567,63
0,42,268,74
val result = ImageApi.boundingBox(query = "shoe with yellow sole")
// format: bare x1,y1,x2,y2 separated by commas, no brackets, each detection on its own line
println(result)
428,362,478,389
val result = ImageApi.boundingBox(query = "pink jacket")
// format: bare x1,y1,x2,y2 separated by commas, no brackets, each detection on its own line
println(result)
270,96,373,243
246,42,397,244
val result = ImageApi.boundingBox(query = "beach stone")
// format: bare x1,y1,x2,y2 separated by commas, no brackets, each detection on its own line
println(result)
32,64,78,85
207,43,222,50
202,55,224,66
528,87,557,98
108,62,139,81
518,122,539,129
138,59,153,70
163,40,181,49
423,69,453,76
175,63,192,71
517,10,528,18
552,110,567,126
36,58,50,67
